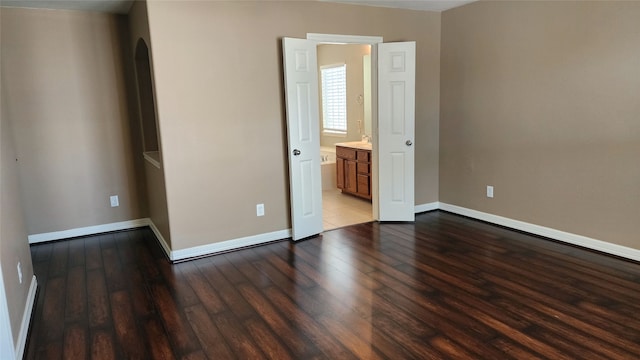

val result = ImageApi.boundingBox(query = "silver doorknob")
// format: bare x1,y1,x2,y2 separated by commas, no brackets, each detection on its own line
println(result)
405,140,413,146
293,149,301,156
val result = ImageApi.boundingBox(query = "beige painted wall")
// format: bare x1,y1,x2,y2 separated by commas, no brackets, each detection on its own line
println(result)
440,1,640,249
128,1,171,245
145,0,440,250
0,53,35,349
1,8,143,235
317,44,371,147
144,160,171,245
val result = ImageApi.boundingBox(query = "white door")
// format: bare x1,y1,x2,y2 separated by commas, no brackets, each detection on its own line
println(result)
282,37,323,240
377,42,416,221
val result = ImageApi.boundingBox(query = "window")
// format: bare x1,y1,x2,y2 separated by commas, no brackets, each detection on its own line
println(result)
321,64,347,134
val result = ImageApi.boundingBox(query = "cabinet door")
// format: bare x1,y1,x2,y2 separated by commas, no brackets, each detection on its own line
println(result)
356,163,369,174
336,157,344,189
346,160,358,193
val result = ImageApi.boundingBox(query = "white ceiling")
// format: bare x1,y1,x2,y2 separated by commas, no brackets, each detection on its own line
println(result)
0,0,476,14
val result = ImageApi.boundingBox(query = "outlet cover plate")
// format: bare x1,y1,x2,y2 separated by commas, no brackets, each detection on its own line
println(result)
256,204,265,217
17,262,23,284
487,186,494,198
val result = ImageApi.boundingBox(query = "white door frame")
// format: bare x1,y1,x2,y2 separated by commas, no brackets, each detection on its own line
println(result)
306,33,383,220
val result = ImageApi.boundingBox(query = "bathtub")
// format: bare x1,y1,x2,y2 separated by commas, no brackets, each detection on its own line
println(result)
320,146,337,190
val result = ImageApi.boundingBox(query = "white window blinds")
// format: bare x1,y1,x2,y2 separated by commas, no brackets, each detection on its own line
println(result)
321,64,347,133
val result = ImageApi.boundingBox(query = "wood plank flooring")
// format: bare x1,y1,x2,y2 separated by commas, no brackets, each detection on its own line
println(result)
25,211,640,359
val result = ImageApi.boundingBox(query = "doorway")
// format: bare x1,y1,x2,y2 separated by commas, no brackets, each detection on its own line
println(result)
283,35,415,240
317,43,374,230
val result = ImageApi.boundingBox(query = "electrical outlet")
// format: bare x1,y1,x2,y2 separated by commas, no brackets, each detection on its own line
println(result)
110,195,119,207
17,262,23,284
256,203,265,217
487,186,494,198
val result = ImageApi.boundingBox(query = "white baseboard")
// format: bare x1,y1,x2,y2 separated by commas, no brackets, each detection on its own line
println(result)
415,202,440,213
168,228,292,262
15,275,37,360
146,220,172,259
439,203,640,262
133,219,291,262
25,204,638,264
25,216,291,263
28,219,149,244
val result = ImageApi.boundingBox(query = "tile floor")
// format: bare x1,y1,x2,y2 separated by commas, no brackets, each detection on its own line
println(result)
322,188,373,230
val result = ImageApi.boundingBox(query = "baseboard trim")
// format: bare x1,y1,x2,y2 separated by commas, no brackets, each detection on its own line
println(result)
28,219,149,244
146,220,172,260
25,203,637,263
25,217,291,263
415,202,440,213
439,203,640,262
168,229,292,262
145,219,291,262
15,275,37,360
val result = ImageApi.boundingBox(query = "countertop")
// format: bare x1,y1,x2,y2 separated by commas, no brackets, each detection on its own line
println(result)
335,141,372,151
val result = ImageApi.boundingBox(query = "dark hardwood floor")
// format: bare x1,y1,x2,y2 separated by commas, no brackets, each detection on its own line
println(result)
25,211,640,359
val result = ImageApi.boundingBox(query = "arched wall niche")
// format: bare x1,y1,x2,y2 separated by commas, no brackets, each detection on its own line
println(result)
134,38,160,159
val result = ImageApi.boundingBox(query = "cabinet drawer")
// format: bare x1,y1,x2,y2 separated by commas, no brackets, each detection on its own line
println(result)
357,174,370,196
336,146,356,160
357,150,370,162
357,163,369,174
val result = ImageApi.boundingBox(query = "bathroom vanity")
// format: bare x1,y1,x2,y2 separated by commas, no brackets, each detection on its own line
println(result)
335,142,372,200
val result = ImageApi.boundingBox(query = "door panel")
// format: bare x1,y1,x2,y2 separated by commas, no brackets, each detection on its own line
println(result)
378,42,416,221
391,152,405,202
296,83,312,141
283,37,323,240
391,82,406,134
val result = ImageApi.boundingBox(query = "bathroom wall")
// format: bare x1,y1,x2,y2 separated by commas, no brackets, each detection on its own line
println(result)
317,44,371,147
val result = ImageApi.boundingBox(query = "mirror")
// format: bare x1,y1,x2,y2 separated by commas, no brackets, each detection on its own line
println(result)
317,44,372,147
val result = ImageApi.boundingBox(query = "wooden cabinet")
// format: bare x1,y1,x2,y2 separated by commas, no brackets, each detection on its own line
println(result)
336,146,371,200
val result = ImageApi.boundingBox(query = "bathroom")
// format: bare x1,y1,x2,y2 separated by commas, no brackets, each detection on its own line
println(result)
317,43,374,230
